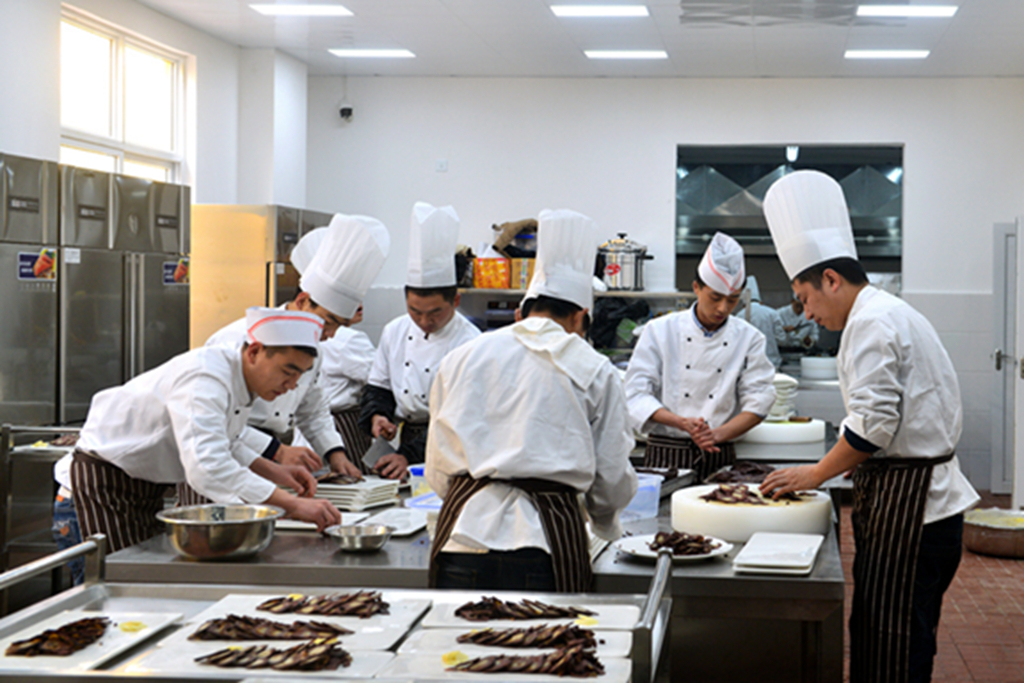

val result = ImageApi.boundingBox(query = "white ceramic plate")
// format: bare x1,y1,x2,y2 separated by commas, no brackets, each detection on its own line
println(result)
361,508,427,536
397,627,632,658
612,534,733,563
421,602,639,631
377,653,630,683
732,532,824,570
276,513,368,531
0,611,181,673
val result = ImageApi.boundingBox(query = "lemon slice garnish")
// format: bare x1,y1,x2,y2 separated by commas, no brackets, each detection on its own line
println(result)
287,593,305,600
442,651,469,666
574,616,598,627
31,441,48,448
118,621,146,633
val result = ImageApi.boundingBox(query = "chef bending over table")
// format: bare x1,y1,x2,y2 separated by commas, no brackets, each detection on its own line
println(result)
425,209,638,593
70,308,342,554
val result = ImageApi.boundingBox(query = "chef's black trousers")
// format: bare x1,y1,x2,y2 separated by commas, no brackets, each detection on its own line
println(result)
434,548,556,592
908,513,963,683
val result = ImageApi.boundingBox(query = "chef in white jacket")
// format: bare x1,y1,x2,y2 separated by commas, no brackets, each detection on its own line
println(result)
777,294,818,348
624,232,776,480
735,275,785,369
70,308,342,553
315,320,377,470
426,208,637,593
759,171,979,683
202,215,389,493
359,203,480,480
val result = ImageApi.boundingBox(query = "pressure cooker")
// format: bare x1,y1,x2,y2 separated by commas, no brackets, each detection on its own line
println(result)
598,233,653,291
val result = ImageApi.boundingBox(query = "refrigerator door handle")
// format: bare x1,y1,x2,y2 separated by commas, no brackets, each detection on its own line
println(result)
125,253,137,379
136,255,145,374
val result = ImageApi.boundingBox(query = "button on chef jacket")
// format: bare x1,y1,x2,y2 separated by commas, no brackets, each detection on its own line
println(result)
426,316,638,552
624,305,776,437
839,286,979,524
206,311,343,457
367,312,480,423
319,326,376,412
76,345,276,503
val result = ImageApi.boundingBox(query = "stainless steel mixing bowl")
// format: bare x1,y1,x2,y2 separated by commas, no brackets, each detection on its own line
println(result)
325,524,394,552
156,504,285,560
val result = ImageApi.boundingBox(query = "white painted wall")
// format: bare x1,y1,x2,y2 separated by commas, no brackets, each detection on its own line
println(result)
307,76,1024,488
237,49,276,205
273,51,308,207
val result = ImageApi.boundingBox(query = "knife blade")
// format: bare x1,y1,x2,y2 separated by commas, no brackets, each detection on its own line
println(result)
361,436,394,471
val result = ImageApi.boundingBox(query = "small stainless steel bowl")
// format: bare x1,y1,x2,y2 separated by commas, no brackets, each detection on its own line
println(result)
156,504,284,561
325,524,394,553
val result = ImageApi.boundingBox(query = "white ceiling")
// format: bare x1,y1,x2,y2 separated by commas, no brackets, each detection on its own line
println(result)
131,0,1024,77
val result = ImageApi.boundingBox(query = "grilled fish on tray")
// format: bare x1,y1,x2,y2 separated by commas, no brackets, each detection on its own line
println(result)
454,597,597,622
189,614,353,640
195,637,352,671
447,643,605,677
257,591,390,618
457,624,597,649
5,616,110,657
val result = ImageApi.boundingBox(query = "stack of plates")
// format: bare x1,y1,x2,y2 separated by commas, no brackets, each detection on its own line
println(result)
732,532,824,575
314,477,400,512
766,373,799,421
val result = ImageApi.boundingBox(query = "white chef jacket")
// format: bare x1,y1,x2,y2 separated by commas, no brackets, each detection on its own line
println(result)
76,345,276,504
624,306,777,437
426,317,638,553
206,313,343,457
777,304,819,347
367,312,481,423
320,327,376,412
737,301,785,369
838,286,979,524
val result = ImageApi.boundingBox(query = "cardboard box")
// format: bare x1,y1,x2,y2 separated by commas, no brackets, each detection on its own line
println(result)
473,257,510,289
510,258,535,290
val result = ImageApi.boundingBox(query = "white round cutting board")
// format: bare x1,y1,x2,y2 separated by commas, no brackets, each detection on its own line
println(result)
671,484,832,543
740,419,825,444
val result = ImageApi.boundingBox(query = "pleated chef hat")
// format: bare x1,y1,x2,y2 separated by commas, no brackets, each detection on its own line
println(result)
246,307,323,348
290,226,327,276
524,209,598,311
745,274,762,302
407,202,459,287
698,232,745,295
763,170,857,280
300,214,390,318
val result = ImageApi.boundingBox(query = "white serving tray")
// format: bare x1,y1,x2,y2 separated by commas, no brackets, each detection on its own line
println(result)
613,534,733,563
377,653,630,683
732,532,824,571
361,508,427,536
421,602,639,631
397,627,632,658
0,611,181,674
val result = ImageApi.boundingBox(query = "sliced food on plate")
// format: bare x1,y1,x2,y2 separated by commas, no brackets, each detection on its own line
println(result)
195,636,352,671
647,531,720,556
5,617,109,657
189,614,353,640
456,624,597,650
257,590,390,618
455,597,596,622
446,643,604,677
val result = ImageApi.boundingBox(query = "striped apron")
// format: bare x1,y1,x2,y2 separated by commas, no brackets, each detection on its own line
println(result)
332,406,372,474
429,474,592,593
643,434,736,482
70,449,171,554
849,453,954,683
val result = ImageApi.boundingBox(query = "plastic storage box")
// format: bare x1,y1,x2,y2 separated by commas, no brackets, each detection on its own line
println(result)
621,473,662,523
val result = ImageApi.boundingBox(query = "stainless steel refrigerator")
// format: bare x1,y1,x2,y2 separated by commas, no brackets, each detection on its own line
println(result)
0,153,59,425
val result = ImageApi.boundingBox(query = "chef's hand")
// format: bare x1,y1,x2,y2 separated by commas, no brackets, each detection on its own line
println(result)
288,497,341,531
684,417,720,453
330,450,363,479
760,465,821,500
372,415,398,440
374,454,409,481
273,444,322,472
249,458,318,497
348,306,364,326
783,325,797,333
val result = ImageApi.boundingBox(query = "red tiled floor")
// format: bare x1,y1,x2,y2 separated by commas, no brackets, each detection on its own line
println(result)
839,491,1024,682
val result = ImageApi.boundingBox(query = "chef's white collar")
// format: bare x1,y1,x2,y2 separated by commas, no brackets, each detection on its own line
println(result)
691,304,728,338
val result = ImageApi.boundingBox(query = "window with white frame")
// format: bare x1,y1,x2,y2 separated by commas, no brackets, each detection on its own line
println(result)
60,10,186,182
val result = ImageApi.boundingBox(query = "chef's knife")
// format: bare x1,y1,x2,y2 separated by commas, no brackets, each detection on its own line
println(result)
362,436,394,471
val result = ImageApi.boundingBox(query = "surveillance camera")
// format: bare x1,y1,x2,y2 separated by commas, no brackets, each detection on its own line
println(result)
339,104,353,121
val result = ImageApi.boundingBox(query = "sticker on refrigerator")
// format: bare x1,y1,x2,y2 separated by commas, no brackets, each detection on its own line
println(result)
163,258,189,285
18,249,57,281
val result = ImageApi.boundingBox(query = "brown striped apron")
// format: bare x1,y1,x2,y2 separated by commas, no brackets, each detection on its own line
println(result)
70,449,172,554
332,406,372,474
429,474,592,593
643,434,735,482
849,453,954,683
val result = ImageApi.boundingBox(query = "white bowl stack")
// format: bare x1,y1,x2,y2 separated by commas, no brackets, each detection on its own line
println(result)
767,373,799,421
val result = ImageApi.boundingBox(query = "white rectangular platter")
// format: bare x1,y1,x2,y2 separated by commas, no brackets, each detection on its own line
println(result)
0,610,181,673
361,508,427,536
397,628,632,658
174,593,431,651
732,532,824,570
421,602,639,631
276,513,368,532
377,653,630,683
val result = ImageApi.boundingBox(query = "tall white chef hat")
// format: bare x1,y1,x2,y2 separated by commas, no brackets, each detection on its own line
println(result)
290,226,328,275
745,274,762,302
245,307,323,348
763,170,858,280
407,202,459,288
524,209,598,311
698,232,745,295
300,214,390,319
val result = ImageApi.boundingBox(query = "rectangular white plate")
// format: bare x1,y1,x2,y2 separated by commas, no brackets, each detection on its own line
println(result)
397,628,632,658
362,508,427,536
175,593,431,651
733,563,815,576
378,653,630,683
0,611,181,673
732,532,824,570
276,513,368,531
421,602,639,631
119,640,394,679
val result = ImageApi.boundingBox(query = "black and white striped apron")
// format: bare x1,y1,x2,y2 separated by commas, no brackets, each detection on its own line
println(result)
332,406,372,473
849,453,954,683
429,474,592,593
70,449,171,554
643,434,735,482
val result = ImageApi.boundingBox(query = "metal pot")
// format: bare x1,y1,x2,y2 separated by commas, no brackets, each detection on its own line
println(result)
598,233,653,291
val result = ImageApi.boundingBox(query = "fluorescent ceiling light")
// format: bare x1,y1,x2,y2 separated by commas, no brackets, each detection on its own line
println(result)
856,5,958,18
251,4,353,16
551,5,649,17
329,48,415,58
845,49,930,59
585,50,667,59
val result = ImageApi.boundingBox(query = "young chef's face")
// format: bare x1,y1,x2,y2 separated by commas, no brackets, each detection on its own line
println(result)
692,281,742,330
792,273,845,331
245,344,316,400
406,291,459,335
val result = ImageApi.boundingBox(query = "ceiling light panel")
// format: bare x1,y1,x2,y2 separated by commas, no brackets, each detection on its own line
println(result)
845,49,930,59
329,48,416,58
584,50,667,59
250,4,354,16
551,5,649,18
856,5,958,18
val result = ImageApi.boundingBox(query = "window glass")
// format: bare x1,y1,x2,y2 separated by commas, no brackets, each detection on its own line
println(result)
123,158,170,182
124,45,174,152
59,145,117,173
60,22,112,137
